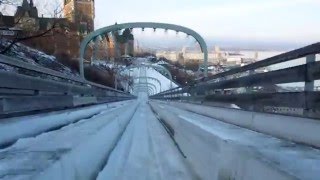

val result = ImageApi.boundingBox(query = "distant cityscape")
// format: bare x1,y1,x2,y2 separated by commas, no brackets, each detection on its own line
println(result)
155,45,258,66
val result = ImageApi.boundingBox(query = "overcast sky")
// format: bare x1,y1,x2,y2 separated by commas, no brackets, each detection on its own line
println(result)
2,0,320,45
95,0,320,44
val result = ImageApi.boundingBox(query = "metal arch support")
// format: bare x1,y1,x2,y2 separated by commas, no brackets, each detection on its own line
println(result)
92,36,100,63
114,65,167,90
132,86,152,93
132,82,158,94
80,22,208,78
132,76,162,92
146,65,173,82
132,83,157,95
116,64,174,89
132,87,153,95
118,64,173,83
132,85,154,95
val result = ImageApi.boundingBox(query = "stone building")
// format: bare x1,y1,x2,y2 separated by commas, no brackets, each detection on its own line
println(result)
0,0,95,59
0,0,134,61
63,0,95,34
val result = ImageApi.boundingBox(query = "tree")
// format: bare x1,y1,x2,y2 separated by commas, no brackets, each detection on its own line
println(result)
0,0,65,54
0,0,19,5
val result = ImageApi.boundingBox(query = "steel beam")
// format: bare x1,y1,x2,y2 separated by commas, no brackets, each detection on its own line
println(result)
80,22,208,78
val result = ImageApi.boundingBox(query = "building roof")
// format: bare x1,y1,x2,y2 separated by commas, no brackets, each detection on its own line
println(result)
0,15,15,27
39,18,70,31
38,18,55,30
15,0,38,19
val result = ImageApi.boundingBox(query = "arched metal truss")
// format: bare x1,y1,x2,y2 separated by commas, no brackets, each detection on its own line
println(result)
132,84,155,95
132,87,153,95
118,64,173,82
116,64,174,90
132,76,162,92
132,82,158,95
80,22,208,78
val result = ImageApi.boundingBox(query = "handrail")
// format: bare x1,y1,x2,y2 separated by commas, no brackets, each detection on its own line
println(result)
0,54,130,95
150,43,320,119
204,42,320,82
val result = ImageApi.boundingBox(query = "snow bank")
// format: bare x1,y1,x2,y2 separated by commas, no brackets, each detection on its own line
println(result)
0,39,78,77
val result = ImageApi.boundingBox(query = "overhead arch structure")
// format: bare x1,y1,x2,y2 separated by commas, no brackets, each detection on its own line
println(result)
132,84,156,95
132,87,153,95
132,77,162,92
80,22,209,78
116,64,174,89
117,64,173,82
132,82,158,95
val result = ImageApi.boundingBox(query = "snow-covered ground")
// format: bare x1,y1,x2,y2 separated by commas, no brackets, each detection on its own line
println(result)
0,39,78,77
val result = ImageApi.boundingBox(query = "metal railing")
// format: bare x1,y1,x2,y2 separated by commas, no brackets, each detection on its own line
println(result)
0,54,135,116
151,42,320,119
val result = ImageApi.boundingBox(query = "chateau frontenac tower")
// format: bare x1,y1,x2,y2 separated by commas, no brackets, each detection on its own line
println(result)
64,0,95,34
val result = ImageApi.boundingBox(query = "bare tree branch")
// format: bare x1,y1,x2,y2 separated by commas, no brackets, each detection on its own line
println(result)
0,0,19,6
0,0,66,54
1,23,57,54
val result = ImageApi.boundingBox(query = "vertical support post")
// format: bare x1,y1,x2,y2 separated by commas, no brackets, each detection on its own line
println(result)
92,36,99,65
125,42,129,56
80,45,85,79
115,73,118,90
247,69,255,94
204,50,208,77
127,70,131,92
304,54,316,117
305,54,316,92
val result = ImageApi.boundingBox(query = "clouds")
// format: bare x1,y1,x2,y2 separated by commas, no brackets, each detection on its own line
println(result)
1,0,319,43
95,0,320,43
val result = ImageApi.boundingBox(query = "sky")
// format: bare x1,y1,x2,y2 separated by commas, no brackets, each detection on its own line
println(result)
1,0,319,49
94,0,320,44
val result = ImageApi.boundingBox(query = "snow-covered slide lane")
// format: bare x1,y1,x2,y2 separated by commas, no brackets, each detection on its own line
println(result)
0,100,134,148
31,101,139,180
149,101,320,180
97,101,197,180
0,101,138,180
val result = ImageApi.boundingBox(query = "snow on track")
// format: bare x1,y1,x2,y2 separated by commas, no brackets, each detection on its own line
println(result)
0,101,133,148
150,101,320,180
97,97,196,180
123,59,178,93
145,67,178,91
0,101,136,180
32,101,139,180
